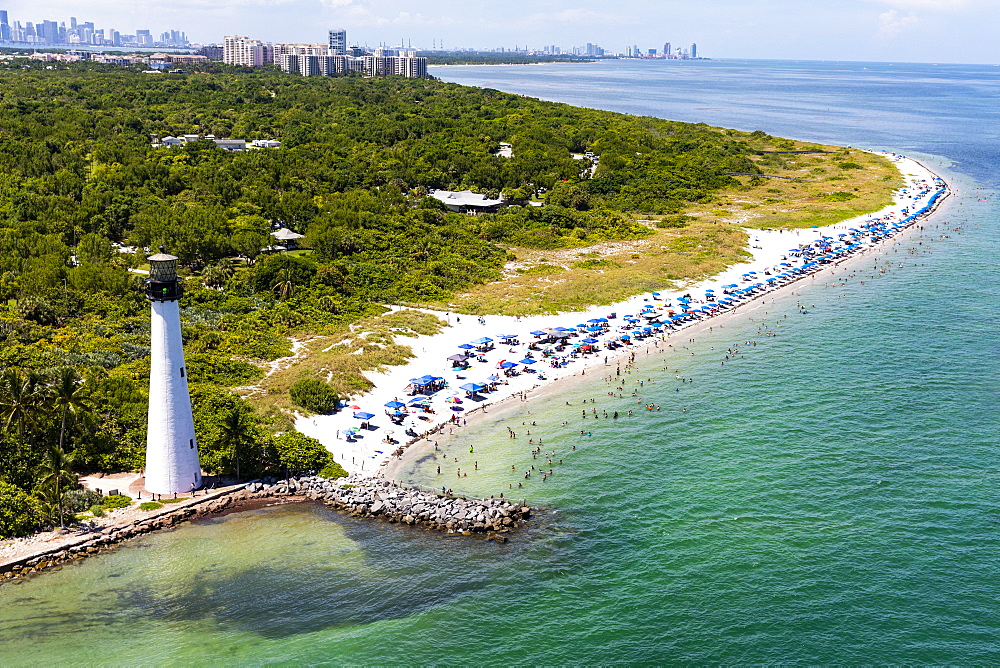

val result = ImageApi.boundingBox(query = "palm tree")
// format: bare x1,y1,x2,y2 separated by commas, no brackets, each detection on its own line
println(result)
201,262,234,289
0,369,45,445
37,444,76,530
49,367,94,455
272,266,297,301
219,408,257,482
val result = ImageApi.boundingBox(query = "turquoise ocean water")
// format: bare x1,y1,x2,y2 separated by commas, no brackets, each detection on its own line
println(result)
1,60,998,664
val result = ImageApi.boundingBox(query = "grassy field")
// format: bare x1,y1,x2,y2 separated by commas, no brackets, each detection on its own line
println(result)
424,220,750,315
690,140,902,230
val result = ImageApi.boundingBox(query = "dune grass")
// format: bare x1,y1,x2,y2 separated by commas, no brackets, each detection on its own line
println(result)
425,220,750,316
688,143,902,230
244,309,446,417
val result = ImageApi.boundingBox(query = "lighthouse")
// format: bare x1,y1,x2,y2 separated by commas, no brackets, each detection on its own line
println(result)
144,248,202,495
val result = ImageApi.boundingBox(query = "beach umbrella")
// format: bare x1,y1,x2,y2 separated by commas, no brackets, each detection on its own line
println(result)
353,411,375,420
349,405,361,410
499,361,517,369
459,383,486,393
587,318,607,323
519,358,537,365
384,401,405,409
582,338,599,344
530,330,547,336
458,343,475,350
447,354,470,362
471,337,493,345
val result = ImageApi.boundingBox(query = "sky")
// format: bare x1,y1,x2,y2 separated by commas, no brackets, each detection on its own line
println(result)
3,0,1000,64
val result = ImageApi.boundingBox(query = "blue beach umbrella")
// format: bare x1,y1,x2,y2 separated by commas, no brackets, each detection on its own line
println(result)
458,343,475,350
530,330,547,336
384,401,405,409
500,361,517,369
519,358,537,365
353,411,375,420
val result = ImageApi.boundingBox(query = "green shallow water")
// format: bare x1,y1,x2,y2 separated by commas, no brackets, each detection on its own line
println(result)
2,60,999,663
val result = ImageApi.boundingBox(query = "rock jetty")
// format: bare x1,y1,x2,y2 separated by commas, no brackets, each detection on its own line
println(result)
1,476,531,586
246,474,531,539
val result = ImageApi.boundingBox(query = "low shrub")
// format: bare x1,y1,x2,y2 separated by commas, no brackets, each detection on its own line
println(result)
319,461,349,479
821,191,858,202
0,482,43,539
656,214,695,229
158,497,185,504
89,504,105,517
103,494,133,510
64,488,105,514
289,378,339,414
139,502,163,511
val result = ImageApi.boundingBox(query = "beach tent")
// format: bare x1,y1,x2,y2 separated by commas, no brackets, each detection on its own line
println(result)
384,401,405,409
459,383,486,393
458,343,475,350
530,330,547,337
582,338,599,344
353,411,375,420
499,361,517,369
519,358,537,365
447,354,470,362
471,337,493,345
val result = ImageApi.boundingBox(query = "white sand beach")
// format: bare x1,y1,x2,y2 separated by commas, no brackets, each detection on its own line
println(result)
297,153,947,477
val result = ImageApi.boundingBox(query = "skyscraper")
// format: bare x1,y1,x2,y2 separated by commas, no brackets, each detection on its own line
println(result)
328,29,347,56
663,41,671,57
691,43,697,58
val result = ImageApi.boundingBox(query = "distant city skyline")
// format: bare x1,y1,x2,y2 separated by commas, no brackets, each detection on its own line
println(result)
0,8,188,47
1,0,997,64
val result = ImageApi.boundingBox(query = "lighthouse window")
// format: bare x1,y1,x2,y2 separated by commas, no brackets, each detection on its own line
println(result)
180,367,185,377
190,439,194,449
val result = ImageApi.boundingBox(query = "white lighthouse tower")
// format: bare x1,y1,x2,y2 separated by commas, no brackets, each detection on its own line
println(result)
144,248,202,495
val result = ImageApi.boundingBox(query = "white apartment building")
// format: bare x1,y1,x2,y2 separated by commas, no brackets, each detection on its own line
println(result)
223,35,265,66
328,29,347,56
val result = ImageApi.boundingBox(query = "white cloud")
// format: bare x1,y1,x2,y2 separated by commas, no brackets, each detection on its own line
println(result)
877,8,919,35
523,8,639,27
870,0,1000,10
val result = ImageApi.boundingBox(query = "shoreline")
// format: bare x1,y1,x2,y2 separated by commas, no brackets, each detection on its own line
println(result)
298,152,949,482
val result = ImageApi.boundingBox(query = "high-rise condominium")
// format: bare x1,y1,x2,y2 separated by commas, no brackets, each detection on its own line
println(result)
328,29,347,56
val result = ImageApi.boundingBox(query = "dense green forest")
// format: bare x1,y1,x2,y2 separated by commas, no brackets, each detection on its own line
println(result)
0,60,776,536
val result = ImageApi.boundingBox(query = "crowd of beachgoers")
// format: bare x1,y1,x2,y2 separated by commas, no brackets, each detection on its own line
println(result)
297,153,947,477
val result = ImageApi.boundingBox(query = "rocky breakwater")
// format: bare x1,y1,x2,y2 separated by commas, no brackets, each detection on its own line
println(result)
246,475,531,541
0,486,253,585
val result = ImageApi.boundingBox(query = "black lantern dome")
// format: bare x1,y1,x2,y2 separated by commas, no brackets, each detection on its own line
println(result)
146,246,183,301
